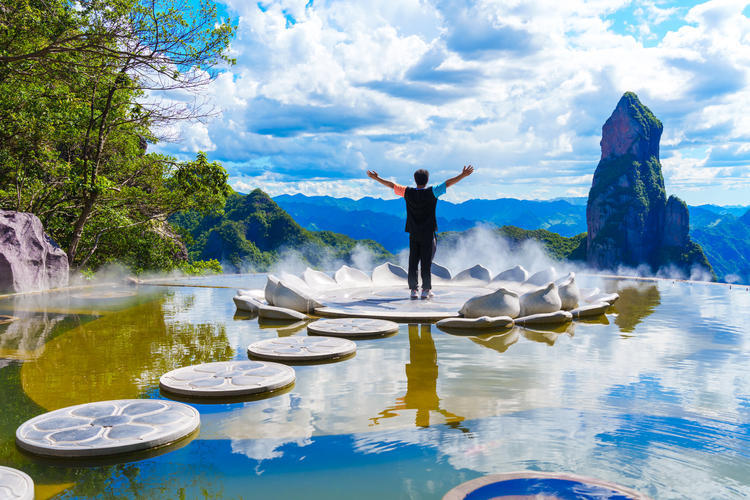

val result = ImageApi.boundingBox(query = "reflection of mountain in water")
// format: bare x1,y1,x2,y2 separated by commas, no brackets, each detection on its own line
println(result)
611,284,661,333
371,324,468,431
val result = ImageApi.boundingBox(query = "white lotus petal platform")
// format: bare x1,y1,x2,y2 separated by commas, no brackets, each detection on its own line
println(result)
235,264,617,324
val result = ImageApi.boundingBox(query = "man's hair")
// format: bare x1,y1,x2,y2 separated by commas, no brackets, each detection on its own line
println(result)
414,169,429,186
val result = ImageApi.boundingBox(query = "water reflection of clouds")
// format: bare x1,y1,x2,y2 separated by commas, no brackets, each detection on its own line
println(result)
176,282,750,496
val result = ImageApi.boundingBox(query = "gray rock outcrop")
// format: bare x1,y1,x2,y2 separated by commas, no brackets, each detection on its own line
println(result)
586,92,713,277
0,210,69,292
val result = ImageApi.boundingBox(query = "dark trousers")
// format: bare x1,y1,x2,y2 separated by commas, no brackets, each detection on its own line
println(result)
408,234,436,290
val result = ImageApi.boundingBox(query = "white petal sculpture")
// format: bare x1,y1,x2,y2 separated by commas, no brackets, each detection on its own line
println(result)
454,264,491,283
233,295,263,314
570,302,609,318
556,273,580,310
437,316,514,331
280,272,313,294
334,265,371,287
585,292,620,305
431,262,452,280
258,304,308,321
492,265,529,283
525,267,557,286
272,280,322,313
515,310,573,325
265,275,280,305
238,289,266,301
519,282,562,316
371,262,408,284
303,268,338,289
459,287,520,318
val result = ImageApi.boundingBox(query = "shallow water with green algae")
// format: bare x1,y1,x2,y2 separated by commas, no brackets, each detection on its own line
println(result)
1,277,750,499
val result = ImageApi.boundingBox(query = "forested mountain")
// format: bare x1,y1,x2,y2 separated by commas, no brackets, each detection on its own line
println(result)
172,189,392,272
691,209,750,284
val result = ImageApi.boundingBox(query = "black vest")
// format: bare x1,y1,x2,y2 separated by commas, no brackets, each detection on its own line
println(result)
404,187,438,237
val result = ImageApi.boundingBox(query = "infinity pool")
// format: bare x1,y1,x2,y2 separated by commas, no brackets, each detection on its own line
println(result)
1,276,749,499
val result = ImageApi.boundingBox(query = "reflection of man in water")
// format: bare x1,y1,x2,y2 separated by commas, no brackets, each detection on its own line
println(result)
370,324,467,431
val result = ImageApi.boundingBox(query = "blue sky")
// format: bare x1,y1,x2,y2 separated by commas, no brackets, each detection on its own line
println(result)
156,0,750,205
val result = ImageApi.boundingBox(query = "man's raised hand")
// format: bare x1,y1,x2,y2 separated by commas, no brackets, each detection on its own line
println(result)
462,165,474,177
367,170,379,180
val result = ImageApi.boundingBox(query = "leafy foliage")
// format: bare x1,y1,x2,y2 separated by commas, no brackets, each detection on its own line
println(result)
0,0,235,274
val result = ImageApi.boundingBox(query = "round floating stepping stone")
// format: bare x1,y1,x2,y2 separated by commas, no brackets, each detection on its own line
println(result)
160,360,295,397
307,318,399,338
0,466,33,500
247,336,356,361
443,471,649,500
16,399,199,458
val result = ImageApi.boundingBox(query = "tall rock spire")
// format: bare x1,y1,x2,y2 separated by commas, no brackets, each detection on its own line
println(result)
586,92,713,278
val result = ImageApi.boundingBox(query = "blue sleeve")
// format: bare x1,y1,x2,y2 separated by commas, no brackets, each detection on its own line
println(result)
433,181,447,198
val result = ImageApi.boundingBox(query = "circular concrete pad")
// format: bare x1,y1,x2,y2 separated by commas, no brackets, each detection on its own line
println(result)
0,466,33,500
307,318,399,338
16,399,199,458
160,360,295,397
247,336,356,361
443,471,649,500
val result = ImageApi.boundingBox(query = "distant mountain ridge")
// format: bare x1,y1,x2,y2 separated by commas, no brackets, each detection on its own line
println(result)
271,192,749,283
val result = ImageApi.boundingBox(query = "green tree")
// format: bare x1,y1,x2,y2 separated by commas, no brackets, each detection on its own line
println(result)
0,0,235,272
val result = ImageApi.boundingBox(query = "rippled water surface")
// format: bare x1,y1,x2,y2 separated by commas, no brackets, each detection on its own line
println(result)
1,277,750,499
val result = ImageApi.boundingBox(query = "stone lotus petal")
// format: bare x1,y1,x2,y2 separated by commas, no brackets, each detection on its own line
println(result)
371,262,408,284
237,289,265,301
492,265,529,283
454,264,491,283
556,272,580,310
265,275,280,305
303,268,338,289
525,267,557,286
459,287,520,319
519,282,562,316
334,265,371,287
272,281,321,313
257,304,308,321
431,262,452,280
233,295,263,314
570,302,610,318
585,292,619,305
280,272,313,294
436,316,513,331
515,310,573,326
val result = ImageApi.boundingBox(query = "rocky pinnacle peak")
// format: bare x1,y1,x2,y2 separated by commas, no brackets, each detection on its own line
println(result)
600,92,663,162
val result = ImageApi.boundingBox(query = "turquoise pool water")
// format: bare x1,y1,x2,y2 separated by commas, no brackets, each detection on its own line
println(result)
1,276,749,498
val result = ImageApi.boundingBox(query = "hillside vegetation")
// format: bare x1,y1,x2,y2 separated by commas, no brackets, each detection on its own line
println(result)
172,189,392,272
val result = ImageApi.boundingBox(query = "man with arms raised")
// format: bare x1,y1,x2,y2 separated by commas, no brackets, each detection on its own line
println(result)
367,166,474,299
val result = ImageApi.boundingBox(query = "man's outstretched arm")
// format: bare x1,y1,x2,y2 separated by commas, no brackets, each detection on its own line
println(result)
367,170,395,189
445,165,474,188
